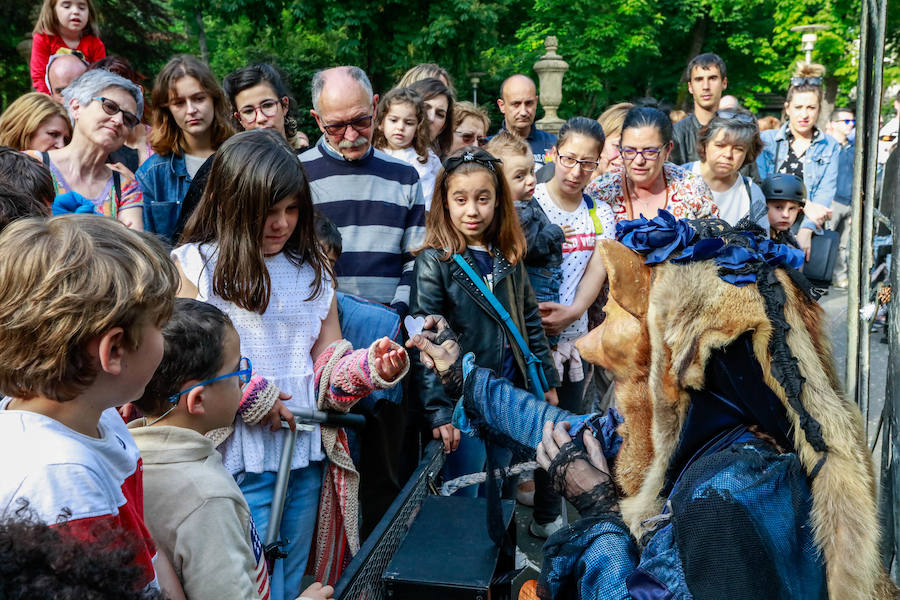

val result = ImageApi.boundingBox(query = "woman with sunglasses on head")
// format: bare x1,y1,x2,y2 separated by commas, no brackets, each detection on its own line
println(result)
25,69,145,230
683,108,768,228
756,63,838,260
586,105,716,224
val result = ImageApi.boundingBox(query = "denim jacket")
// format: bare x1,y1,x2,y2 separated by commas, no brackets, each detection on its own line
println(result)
756,124,840,231
136,152,192,243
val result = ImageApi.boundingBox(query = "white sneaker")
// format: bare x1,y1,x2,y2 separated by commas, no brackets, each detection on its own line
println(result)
529,515,564,538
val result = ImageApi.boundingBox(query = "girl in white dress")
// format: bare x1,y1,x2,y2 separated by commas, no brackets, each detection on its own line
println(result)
172,129,407,599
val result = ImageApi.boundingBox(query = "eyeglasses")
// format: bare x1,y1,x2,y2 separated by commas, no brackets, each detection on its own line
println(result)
322,114,373,137
166,357,253,405
557,154,600,172
92,97,140,129
716,110,756,124
790,76,823,87
236,99,283,124
455,131,488,146
618,146,664,162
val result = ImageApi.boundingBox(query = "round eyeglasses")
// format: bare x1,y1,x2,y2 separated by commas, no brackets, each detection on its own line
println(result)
237,99,282,124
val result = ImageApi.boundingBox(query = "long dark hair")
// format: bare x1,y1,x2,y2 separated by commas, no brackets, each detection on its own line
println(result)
409,77,455,158
223,63,302,149
180,129,327,313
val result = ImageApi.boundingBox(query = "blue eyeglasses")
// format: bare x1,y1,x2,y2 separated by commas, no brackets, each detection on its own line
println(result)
167,357,253,404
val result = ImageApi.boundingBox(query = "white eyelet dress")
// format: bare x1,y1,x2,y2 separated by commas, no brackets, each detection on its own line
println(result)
172,243,333,475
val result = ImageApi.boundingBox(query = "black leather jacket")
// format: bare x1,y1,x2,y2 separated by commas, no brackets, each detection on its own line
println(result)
410,247,560,429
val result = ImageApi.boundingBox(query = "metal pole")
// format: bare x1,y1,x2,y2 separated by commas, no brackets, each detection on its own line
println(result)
859,0,887,429
846,0,871,403
889,121,900,571
266,427,298,547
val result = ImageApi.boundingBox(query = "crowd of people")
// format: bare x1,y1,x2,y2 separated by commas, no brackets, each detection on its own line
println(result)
0,0,893,598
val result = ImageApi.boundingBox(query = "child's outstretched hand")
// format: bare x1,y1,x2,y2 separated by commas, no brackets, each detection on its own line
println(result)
295,581,334,599
373,337,408,382
262,392,295,432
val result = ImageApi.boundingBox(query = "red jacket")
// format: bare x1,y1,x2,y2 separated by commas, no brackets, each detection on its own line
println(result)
30,32,106,94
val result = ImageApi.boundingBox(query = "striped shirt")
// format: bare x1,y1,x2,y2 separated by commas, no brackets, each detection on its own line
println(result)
300,139,426,314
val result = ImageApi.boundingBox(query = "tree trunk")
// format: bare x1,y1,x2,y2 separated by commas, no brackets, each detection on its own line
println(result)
677,16,709,110
195,10,208,64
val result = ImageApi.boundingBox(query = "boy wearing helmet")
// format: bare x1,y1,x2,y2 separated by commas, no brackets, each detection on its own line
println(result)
762,173,806,245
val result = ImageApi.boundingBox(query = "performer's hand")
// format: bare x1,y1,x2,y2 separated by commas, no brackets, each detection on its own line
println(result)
405,315,460,372
537,421,618,516
295,581,334,600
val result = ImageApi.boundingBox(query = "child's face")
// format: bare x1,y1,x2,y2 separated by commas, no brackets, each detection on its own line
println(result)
381,102,418,151
121,320,165,403
498,151,536,202
446,170,497,246
55,0,89,36
203,326,244,430
767,200,802,232
262,195,299,256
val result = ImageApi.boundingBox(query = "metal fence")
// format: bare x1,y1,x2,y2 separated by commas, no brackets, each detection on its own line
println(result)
845,0,900,571
334,441,446,599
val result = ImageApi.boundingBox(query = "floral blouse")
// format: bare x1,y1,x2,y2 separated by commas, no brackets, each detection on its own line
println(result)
585,162,718,223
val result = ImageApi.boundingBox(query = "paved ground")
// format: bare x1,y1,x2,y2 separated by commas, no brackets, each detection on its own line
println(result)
509,284,893,594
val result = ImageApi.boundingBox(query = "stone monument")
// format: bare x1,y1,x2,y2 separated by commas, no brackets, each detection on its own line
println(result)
534,36,569,134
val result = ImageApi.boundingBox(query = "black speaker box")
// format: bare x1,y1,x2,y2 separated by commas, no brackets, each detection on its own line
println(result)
382,495,516,599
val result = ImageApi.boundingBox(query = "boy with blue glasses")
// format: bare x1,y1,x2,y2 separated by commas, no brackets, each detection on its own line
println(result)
129,298,333,600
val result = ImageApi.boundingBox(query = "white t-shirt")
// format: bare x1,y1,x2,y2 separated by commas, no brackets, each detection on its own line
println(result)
184,153,207,179
533,183,615,341
691,163,749,226
382,146,442,211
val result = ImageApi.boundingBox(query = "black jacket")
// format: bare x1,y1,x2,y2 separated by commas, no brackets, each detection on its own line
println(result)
515,198,565,269
410,247,560,429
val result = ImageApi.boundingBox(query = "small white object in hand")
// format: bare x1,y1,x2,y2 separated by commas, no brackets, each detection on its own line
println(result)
860,303,877,321
404,315,425,338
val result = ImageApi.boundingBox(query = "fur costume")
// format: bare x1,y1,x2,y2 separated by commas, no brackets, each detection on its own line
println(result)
575,237,896,600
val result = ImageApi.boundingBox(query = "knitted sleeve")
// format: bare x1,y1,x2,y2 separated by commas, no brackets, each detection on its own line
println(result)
314,339,409,412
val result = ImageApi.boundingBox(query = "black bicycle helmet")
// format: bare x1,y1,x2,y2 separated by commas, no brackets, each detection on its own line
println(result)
760,173,806,206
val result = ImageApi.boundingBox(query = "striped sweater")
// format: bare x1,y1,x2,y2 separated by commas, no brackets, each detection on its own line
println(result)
300,140,426,315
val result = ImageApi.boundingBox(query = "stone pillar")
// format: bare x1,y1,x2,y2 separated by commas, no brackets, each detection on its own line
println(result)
534,36,569,134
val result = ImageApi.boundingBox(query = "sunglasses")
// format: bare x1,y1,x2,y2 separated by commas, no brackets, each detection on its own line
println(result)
166,357,253,405
790,76,823,87
455,131,488,146
322,114,373,137
92,96,140,129
716,110,756,124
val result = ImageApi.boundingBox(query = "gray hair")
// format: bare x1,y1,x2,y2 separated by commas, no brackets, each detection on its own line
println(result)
62,69,144,122
310,66,373,114
696,110,762,166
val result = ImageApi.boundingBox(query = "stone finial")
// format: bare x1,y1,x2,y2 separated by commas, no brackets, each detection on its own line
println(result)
534,36,569,134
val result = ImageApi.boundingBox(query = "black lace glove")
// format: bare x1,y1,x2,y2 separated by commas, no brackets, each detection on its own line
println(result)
404,315,463,397
537,421,619,518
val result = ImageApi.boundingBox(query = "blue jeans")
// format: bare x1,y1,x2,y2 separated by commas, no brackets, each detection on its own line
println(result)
526,265,562,346
443,435,512,497
238,462,323,600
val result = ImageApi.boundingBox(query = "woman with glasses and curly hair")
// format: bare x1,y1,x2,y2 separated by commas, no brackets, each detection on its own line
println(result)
682,108,768,227
586,105,716,224
756,63,838,260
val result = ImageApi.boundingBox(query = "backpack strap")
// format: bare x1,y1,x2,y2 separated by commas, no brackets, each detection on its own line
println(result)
582,195,604,236
40,151,50,167
452,253,548,397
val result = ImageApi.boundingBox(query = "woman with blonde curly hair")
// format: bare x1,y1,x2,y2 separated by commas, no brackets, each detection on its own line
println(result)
0,92,70,151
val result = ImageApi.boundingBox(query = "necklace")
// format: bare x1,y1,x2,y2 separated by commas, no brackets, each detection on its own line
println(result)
624,168,669,220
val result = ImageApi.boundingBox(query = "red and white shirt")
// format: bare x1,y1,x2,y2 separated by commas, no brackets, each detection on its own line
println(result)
534,183,615,341
0,400,158,591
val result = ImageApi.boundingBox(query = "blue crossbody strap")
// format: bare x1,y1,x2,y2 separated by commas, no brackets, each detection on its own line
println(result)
452,253,548,396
